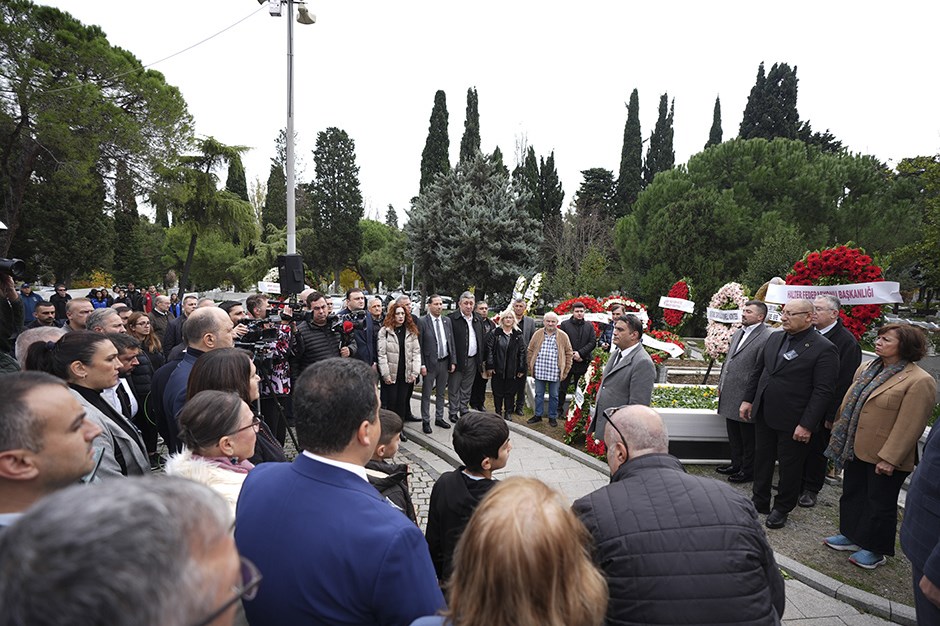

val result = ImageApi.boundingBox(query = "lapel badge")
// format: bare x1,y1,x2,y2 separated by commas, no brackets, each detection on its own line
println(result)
804,343,810,348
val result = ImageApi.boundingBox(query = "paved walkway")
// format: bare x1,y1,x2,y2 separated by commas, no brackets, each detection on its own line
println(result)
396,396,907,625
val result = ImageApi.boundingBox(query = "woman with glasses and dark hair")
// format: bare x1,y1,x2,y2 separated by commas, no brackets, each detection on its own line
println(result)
185,347,287,464
824,324,937,570
127,311,164,369
166,390,259,514
25,330,150,478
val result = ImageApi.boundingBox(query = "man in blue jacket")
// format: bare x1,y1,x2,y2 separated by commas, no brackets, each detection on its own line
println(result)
235,358,444,626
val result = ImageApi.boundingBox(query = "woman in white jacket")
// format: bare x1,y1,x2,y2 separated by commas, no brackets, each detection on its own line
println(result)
166,390,258,515
377,302,422,423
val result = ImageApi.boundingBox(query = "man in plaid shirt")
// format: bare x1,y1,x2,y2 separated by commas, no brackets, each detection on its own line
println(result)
525,312,572,427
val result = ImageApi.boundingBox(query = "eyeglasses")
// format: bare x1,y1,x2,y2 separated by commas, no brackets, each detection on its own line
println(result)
780,310,811,318
189,556,262,626
603,405,629,450
227,417,262,436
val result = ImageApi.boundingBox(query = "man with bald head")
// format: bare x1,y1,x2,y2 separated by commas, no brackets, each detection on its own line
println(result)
573,406,785,625
740,298,838,529
64,298,94,333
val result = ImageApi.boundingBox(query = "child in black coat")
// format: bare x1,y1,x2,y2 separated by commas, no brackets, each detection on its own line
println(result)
366,409,417,523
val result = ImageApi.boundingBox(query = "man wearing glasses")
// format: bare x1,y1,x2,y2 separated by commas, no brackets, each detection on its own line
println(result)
573,405,785,625
741,299,838,529
49,283,71,323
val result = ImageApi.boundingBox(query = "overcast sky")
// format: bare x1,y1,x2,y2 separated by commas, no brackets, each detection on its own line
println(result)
44,1,940,225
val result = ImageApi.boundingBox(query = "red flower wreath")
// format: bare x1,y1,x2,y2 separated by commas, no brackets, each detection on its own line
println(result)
786,245,884,340
599,296,651,331
554,296,606,336
645,329,686,365
662,278,693,329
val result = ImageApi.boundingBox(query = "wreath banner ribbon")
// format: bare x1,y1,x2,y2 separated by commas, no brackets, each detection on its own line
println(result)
658,296,695,313
706,308,742,323
642,334,684,357
766,281,901,305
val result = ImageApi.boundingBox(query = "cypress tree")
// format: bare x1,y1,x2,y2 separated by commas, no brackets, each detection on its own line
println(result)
575,168,616,218
705,96,722,149
459,87,480,164
419,90,450,193
539,152,564,225
614,88,643,216
512,146,540,220
262,161,287,229
644,94,675,185
490,146,509,178
225,154,249,202
739,62,799,140
385,204,398,229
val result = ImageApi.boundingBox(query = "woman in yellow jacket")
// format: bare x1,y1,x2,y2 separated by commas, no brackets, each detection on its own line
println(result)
824,324,937,569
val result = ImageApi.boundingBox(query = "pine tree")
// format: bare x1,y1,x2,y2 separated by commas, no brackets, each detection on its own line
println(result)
225,154,249,201
420,90,450,193
614,88,643,216
459,87,480,164
705,96,722,149
308,127,364,286
385,204,398,229
739,62,799,140
644,94,675,185
262,161,287,229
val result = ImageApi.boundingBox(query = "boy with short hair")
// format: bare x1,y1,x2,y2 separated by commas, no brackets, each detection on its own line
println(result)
425,411,513,581
365,409,417,523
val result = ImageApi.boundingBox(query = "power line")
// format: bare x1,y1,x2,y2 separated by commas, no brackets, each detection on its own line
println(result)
44,4,266,95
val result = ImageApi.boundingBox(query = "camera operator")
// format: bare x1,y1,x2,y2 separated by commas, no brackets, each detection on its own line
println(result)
1,273,24,357
292,291,356,380
239,294,297,445
219,300,251,340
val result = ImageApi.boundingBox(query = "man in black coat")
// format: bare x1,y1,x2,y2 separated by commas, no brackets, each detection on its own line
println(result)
573,405,785,626
741,298,838,529
798,294,861,507
162,294,197,358
447,292,485,422
469,300,495,411
558,301,596,417
510,298,536,416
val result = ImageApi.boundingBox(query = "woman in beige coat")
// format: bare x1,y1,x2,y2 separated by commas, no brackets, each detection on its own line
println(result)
824,324,937,569
378,302,422,423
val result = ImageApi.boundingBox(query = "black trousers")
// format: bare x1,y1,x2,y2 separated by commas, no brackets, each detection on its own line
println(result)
725,419,755,476
470,370,487,411
491,375,516,414
512,375,527,412
801,424,832,495
559,368,586,412
911,564,940,624
381,380,412,425
840,458,908,556
258,396,288,445
753,420,811,514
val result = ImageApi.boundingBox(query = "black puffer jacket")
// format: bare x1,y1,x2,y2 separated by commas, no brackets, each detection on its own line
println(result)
484,327,526,379
573,454,785,626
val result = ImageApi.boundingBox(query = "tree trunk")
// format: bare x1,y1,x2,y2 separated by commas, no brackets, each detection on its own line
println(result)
354,262,371,293
179,232,198,293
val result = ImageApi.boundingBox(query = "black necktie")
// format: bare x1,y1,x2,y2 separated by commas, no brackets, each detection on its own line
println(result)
609,350,622,371
115,383,133,421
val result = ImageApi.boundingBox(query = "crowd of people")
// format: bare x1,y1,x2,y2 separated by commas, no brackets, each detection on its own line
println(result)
1,271,939,624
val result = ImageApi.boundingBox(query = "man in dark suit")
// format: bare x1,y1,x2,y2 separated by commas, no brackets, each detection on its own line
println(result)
741,299,838,529
716,300,772,484
798,294,861,507
419,294,456,433
589,314,656,439
559,301,597,417
235,358,445,625
339,287,375,366
161,294,197,359
469,300,496,411
448,291,485,422
510,298,536,416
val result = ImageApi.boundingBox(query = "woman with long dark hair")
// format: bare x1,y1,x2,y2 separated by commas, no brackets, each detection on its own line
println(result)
26,331,149,478
377,302,422,424
185,348,286,464
127,312,164,369
166,390,258,513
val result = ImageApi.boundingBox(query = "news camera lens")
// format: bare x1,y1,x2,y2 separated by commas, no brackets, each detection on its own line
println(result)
0,258,25,280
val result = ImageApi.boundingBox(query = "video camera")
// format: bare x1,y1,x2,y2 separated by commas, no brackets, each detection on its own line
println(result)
268,299,306,323
0,258,25,280
326,309,367,347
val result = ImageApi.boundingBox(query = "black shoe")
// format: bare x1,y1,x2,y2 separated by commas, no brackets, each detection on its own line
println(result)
399,431,408,442
727,472,753,484
715,465,740,475
798,491,818,508
526,415,543,424
404,415,422,423
753,501,770,515
513,408,524,416
448,415,459,424
765,510,788,529
503,412,512,422
435,419,451,429
548,418,558,427
422,423,433,434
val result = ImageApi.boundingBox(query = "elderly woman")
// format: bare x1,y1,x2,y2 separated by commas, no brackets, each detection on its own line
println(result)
485,310,526,421
166,390,258,514
378,302,422,426
824,324,937,569
410,477,608,626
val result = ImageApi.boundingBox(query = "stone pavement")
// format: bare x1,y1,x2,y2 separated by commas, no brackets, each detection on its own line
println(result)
395,395,907,625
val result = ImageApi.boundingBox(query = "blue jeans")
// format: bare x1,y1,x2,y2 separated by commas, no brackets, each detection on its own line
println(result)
534,379,560,418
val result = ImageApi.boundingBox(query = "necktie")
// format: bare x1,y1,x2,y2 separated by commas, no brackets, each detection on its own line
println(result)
435,317,446,359
609,350,622,371
115,383,133,421
776,336,792,367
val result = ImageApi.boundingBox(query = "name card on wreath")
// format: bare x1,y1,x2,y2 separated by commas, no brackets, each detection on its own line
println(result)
257,281,281,294
658,296,695,313
765,281,901,305
706,307,741,324
574,384,585,408
765,303,782,323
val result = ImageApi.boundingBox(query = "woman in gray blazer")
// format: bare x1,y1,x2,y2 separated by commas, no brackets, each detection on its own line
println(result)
26,331,149,479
